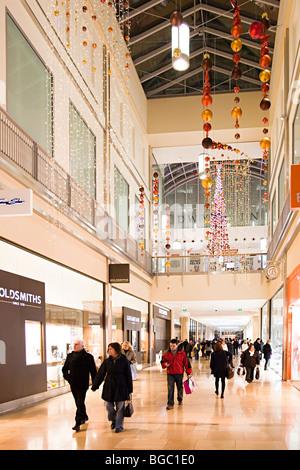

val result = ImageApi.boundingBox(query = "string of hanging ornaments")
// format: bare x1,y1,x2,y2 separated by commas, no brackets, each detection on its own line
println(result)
164,205,171,291
230,1,243,140
249,11,272,204
138,185,145,263
201,53,214,228
152,171,159,258
53,1,131,80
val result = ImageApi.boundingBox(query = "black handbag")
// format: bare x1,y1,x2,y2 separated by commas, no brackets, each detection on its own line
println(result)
255,367,260,380
123,397,134,417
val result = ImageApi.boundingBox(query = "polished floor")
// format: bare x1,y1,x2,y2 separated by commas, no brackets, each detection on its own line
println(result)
1,356,300,450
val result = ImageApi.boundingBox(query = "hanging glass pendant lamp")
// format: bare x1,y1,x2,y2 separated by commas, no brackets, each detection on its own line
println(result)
170,11,190,72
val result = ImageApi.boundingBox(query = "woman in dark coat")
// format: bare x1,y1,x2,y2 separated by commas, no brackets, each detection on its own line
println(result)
210,342,232,398
241,343,260,382
91,342,133,433
262,340,272,370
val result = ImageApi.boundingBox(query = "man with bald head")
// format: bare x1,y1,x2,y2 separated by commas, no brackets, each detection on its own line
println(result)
62,339,97,432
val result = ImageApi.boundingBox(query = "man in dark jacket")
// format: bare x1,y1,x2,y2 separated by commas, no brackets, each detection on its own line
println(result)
161,339,192,410
62,339,97,432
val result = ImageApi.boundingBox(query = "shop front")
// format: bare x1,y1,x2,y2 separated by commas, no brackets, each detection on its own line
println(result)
0,239,104,407
270,287,284,377
287,264,300,382
152,304,171,363
111,288,149,365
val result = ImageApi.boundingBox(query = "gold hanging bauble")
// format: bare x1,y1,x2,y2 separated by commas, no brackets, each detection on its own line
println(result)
260,137,271,149
231,106,242,119
259,69,271,83
202,109,213,121
173,48,182,58
231,39,242,52
201,177,213,189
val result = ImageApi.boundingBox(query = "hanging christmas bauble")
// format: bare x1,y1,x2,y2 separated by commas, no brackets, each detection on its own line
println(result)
261,46,269,56
249,21,263,39
201,177,213,189
259,69,271,83
202,95,213,106
260,137,271,149
202,137,213,149
231,24,242,38
170,11,183,27
261,13,271,31
231,106,242,119
203,86,211,95
202,109,213,121
153,171,158,178
203,122,212,133
260,97,271,111
260,54,271,68
231,39,242,52
202,54,212,71
173,48,182,58
261,83,270,94
232,52,241,64
232,66,242,79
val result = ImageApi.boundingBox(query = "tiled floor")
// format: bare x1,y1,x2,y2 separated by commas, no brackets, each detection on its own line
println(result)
1,356,300,450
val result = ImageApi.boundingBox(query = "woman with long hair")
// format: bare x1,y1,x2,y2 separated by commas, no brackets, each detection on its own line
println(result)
210,341,232,399
92,342,133,433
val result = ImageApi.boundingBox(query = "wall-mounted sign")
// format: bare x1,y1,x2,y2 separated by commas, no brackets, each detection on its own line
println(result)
0,189,33,216
290,165,300,210
109,264,130,283
265,263,281,281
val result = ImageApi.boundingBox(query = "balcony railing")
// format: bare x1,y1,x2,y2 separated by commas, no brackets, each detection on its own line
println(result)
152,253,268,275
0,107,152,274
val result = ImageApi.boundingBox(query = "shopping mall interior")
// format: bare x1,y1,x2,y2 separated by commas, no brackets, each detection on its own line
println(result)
1,0,300,453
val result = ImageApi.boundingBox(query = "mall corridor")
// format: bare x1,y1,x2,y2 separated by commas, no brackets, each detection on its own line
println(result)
1,357,300,451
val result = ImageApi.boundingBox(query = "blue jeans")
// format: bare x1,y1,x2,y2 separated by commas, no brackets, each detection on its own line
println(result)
105,401,125,431
167,374,183,406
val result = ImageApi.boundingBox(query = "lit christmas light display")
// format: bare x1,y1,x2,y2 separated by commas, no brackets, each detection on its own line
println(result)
207,165,231,256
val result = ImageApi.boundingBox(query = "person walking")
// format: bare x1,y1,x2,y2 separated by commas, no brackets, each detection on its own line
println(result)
91,342,133,433
122,341,138,380
241,343,260,383
161,339,192,410
262,340,272,370
210,341,232,398
62,339,97,432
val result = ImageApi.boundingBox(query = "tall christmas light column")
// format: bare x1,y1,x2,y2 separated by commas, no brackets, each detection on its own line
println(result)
207,165,231,256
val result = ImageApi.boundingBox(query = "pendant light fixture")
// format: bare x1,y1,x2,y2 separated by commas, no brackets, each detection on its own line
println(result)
170,11,190,72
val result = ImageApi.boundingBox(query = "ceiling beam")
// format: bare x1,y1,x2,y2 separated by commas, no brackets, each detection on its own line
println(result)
134,23,274,67
119,0,162,23
139,45,261,84
129,2,277,45
146,64,261,97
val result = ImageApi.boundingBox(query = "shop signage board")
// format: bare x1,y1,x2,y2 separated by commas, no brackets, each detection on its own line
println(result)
0,269,46,404
0,189,33,216
290,165,300,210
109,263,130,283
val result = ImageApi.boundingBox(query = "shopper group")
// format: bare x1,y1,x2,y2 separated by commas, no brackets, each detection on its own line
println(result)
62,335,272,433
63,340,135,433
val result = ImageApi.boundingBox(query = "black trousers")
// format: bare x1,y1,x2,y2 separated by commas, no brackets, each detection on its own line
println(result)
245,366,255,382
71,386,88,425
215,374,226,396
167,374,183,406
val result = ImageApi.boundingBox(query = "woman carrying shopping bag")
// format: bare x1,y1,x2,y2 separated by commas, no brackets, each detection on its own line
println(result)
92,342,133,433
